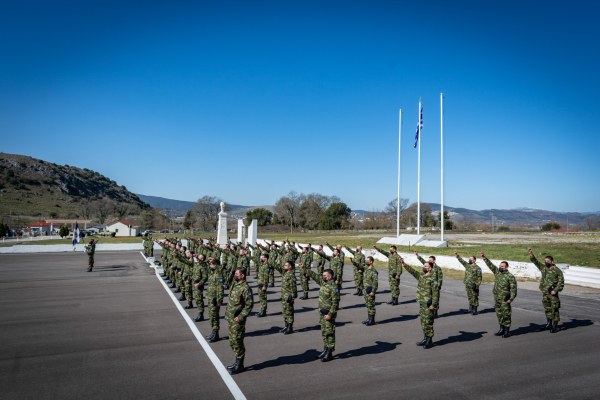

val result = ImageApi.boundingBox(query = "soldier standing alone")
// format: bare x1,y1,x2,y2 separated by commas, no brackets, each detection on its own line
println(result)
528,248,564,333
482,252,517,338
224,267,254,375
85,239,96,272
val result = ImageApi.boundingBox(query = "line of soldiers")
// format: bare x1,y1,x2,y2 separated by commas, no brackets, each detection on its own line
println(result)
148,236,565,373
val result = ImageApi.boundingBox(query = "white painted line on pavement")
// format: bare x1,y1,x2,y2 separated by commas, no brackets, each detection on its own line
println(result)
155,270,247,400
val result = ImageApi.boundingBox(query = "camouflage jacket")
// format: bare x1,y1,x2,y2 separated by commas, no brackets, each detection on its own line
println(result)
206,266,225,304
257,259,273,285
279,250,298,272
530,255,564,294
416,255,443,287
192,259,209,286
315,250,344,281
298,252,313,269
403,262,440,308
306,269,340,318
312,248,327,266
363,266,378,293
237,253,251,270
326,243,345,264
274,264,298,300
346,247,365,268
375,248,402,276
175,253,194,282
484,257,517,301
455,254,482,287
224,279,254,324
85,244,96,256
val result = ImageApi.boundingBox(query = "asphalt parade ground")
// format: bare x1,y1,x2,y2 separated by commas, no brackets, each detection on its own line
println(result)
1,251,599,400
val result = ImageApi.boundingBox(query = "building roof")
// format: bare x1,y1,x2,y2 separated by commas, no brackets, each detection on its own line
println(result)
44,219,92,223
27,221,51,227
106,220,134,227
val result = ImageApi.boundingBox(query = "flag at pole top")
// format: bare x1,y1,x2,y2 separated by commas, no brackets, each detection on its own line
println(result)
73,222,81,246
414,102,423,148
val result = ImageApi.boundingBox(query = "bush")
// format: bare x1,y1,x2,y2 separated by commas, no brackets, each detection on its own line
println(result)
58,226,69,238
541,222,561,231
497,226,510,232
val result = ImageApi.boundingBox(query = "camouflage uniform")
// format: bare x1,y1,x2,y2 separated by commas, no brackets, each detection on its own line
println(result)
206,265,225,332
402,262,440,338
374,247,402,299
363,265,378,315
346,247,365,291
306,270,340,350
416,255,443,313
455,254,483,307
257,258,271,311
85,242,96,271
315,250,344,290
193,259,209,316
483,257,517,328
274,263,298,324
224,275,254,359
175,253,195,302
297,250,313,294
530,255,564,322
313,248,327,275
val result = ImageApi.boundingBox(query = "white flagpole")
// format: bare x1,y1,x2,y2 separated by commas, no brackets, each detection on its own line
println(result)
397,109,402,237
440,93,444,242
417,99,421,235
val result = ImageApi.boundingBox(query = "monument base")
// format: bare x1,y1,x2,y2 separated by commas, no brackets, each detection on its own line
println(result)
377,235,448,248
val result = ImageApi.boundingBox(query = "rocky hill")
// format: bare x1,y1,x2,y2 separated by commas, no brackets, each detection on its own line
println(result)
0,153,151,217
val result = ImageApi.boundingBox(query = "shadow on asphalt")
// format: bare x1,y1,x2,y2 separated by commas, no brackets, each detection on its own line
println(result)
377,314,419,325
511,323,545,336
245,349,321,371
400,299,417,305
560,318,594,331
435,331,486,346
336,341,401,359
441,308,495,318
246,321,352,337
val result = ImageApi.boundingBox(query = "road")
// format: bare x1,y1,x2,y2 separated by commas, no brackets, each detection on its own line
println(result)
1,251,598,399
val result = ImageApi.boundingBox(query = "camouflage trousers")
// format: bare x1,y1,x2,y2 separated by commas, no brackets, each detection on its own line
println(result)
282,300,294,323
542,293,561,322
319,315,336,350
87,255,94,270
269,268,275,286
258,288,268,310
228,320,247,359
300,274,310,293
208,304,221,331
389,276,400,298
353,267,364,290
177,272,184,288
419,303,435,337
195,285,205,314
317,263,324,275
465,284,479,306
364,293,376,315
494,297,512,327
185,280,193,302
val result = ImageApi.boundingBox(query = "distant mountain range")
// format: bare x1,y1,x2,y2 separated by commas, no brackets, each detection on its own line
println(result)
138,194,597,226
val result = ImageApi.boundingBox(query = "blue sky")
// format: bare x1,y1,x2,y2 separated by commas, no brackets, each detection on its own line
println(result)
1,0,599,212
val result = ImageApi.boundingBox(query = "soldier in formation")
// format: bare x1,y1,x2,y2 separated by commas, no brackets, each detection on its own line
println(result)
528,248,564,333
346,244,365,296
482,252,517,338
414,251,443,318
373,245,402,305
361,256,378,326
454,251,483,315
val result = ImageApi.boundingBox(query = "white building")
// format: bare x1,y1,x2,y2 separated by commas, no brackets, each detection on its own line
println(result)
106,220,140,237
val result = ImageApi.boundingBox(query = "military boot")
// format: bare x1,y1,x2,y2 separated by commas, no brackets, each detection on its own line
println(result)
300,293,309,300
502,326,511,338
423,337,434,349
494,325,504,336
269,283,275,287
365,315,376,326
550,321,559,333
316,346,328,359
464,305,472,314
227,358,239,370
279,323,289,333
362,315,370,324
229,357,244,374
174,287,181,293
178,294,186,301
184,301,193,309
471,306,478,316
416,335,427,346
357,289,363,296
208,331,219,343
353,289,360,296
170,282,177,288
387,297,394,305
434,309,439,318
320,348,333,362
194,313,204,322
205,330,215,340
284,323,294,335
538,319,552,332
257,309,267,318
392,297,399,306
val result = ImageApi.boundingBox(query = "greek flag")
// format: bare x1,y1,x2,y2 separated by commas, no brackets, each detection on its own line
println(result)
414,103,423,148
73,222,81,246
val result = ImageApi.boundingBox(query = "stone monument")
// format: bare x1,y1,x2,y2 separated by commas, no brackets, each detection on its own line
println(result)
247,219,257,246
237,219,245,244
217,202,228,245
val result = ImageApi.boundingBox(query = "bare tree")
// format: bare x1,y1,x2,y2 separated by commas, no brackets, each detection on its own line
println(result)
584,215,600,231
274,191,301,233
297,193,340,229
363,209,390,230
385,197,409,228
115,203,129,220
94,198,114,225
192,196,228,230
78,199,93,219
404,202,433,228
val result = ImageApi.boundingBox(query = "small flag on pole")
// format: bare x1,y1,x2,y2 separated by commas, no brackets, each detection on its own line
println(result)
414,103,423,148
73,222,81,246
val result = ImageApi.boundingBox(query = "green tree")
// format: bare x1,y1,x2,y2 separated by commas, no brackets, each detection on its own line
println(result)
497,226,510,232
141,213,154,230
320,202,351,230
542,222,561,231
58,225,69,238
246,208,273,226
435,211,454,230
183,210,196,229
0,223,9,237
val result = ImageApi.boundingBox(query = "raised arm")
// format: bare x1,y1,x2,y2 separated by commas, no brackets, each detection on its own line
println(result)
373,246,390,257
482,254,498,275
402,261,421,280
454,251,470,269
528,248,544,271
305,269,324,286
315,250,332,261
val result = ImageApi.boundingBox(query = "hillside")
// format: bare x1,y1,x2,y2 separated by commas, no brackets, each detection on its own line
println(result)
137,194,249,212
0,153,150,217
